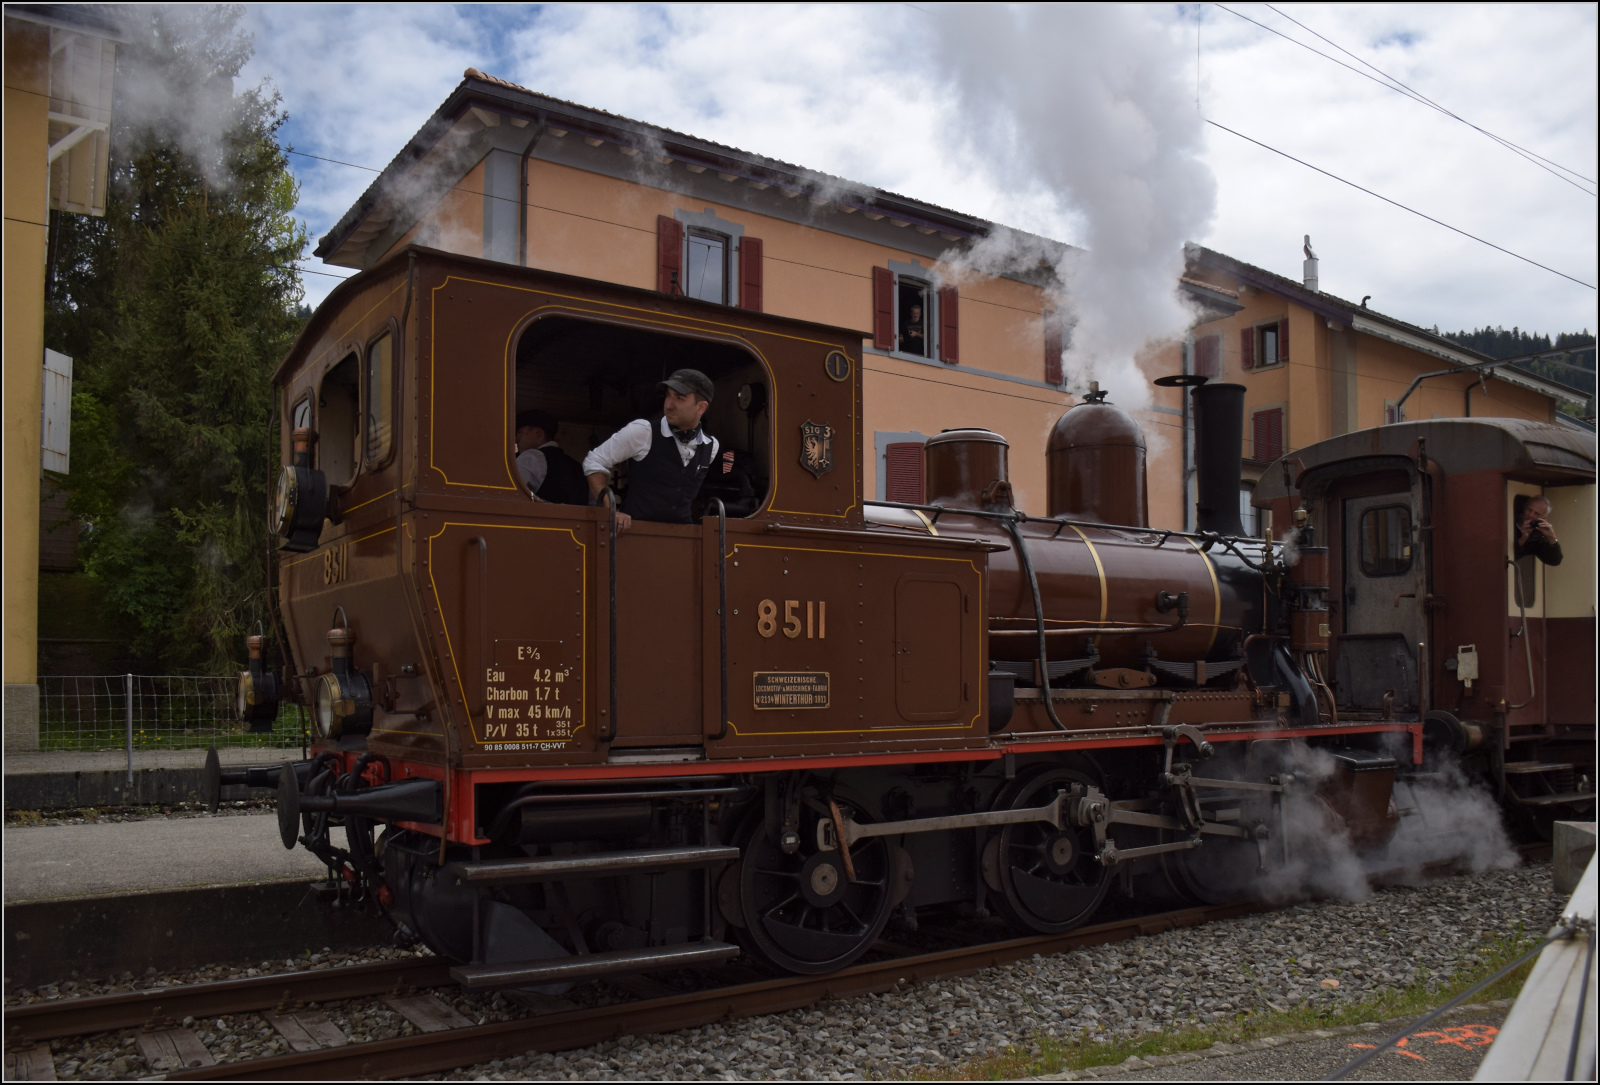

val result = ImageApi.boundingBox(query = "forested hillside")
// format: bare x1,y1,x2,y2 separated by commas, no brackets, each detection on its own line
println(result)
1442,327,1595,423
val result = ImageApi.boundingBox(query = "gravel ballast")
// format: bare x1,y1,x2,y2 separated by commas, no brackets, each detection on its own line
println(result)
13,862,1560,1080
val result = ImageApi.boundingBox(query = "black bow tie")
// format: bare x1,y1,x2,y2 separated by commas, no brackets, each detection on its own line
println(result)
671,425,701,444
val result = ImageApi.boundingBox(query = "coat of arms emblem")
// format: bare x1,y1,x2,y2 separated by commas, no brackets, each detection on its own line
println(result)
799,420,834,478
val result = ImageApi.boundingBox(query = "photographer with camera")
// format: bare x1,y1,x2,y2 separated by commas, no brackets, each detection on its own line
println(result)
1514,493,1563,566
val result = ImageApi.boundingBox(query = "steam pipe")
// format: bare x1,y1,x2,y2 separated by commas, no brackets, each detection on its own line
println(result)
1002,517,1066,731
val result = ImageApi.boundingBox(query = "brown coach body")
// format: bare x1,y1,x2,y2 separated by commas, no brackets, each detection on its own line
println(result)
221,248,1593,982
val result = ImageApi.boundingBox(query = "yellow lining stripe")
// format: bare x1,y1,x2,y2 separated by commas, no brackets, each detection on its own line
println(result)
1067,525,1108,623
1185,537,1223,655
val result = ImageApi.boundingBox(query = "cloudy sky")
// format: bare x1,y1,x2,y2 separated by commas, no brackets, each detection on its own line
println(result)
241,3,1597,342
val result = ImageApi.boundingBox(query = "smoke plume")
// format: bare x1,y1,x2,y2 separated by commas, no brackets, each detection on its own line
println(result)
926,6,1216,405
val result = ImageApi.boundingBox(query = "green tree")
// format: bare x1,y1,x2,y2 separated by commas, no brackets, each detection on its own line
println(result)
47,5,306,672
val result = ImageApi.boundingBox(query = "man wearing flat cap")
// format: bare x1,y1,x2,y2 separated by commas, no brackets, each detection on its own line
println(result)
583,368,719,530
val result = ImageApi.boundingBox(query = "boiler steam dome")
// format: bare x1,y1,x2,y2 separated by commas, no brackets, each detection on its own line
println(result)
1047,386,1148,527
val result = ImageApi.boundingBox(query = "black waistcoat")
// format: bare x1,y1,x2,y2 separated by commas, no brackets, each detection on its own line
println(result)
621,421,714,524
536,445,589,506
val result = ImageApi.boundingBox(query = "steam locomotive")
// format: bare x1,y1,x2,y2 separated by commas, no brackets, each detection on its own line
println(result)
211,247,1596,985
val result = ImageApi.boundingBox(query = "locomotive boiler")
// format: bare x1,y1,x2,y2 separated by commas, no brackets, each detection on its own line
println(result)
209,247,1595,985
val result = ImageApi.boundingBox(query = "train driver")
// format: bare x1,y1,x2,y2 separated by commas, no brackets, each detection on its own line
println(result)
515,410,590,505
1513,493,1563,566
582,368,719,532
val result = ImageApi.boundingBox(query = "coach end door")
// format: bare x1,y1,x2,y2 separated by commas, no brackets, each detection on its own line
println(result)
1336,491,1425,711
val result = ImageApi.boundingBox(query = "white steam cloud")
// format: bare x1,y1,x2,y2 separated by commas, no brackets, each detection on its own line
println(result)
926,5,1216,407
1253,745,1517,905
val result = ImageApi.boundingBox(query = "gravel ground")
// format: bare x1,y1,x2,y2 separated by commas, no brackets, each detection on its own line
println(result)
15,862,1560,1081
441,862,1559,1082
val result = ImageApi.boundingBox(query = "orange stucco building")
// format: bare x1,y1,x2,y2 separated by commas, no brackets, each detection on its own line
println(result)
315,70,1583,543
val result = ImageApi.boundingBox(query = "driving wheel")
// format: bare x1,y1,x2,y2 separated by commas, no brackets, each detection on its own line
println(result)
986,766,1111,934
735,794,894,974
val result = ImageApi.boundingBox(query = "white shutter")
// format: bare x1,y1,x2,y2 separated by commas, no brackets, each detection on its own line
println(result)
42,350,73,474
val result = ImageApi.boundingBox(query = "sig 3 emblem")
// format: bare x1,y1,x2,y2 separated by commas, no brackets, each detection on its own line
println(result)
799,420,834,478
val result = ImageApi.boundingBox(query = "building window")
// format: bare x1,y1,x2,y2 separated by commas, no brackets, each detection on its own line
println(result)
1241,319,1289,371
1384,400,1406,425
1251,406,1284,462
897,279,931,357
684,229,728,304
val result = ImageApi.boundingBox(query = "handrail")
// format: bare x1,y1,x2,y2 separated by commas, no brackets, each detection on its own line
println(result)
710,498,729,740
763,521,1008,551
602,489,619,741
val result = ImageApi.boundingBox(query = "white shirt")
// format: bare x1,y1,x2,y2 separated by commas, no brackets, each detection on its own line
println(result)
515,441,560,492
581,417,718,479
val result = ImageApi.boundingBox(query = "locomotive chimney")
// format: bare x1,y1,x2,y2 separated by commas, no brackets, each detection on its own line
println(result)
1046,383,1148,527
1191,382,1246,536
924,428,1012,511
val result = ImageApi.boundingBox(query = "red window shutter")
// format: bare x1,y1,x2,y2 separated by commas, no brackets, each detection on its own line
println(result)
1043,310,1064,385
872,266,894,350
884,442,925,504
1278,318,1289,362
656,215,683,294
1195,335,1220,378
1252,408,1284,462
937,286,960,364
1240,326,1254,370
738,236,763,311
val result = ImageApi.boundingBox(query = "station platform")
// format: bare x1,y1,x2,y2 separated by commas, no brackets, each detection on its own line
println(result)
4,811,324,903
3,812,390,988
4,745,302,810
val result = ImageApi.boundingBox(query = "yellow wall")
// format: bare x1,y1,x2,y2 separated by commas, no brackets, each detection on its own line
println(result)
4,18,49,698
1188,271,1553,468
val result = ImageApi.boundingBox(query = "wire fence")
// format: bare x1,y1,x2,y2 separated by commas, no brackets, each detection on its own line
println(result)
33,675,309,753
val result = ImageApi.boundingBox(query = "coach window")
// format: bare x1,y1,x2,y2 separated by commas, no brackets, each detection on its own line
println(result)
319,352,359,487
1359,505,1412,577
365,331,394,465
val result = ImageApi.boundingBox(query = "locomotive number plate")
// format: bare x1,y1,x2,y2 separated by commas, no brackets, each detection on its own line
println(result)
752,671,830,710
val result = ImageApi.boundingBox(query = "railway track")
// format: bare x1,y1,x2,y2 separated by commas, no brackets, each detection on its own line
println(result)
7,902,1266,1081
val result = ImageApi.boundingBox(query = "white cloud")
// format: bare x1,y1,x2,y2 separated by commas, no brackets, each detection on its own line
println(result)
244,3,1597,338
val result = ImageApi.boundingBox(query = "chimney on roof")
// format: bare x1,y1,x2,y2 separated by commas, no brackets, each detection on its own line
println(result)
1302,235,1319,292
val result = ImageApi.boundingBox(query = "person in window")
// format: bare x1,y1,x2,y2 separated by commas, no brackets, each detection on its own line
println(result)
583,369,719,531
900,303,926,356
515,410,589,505
1513,494,1563,566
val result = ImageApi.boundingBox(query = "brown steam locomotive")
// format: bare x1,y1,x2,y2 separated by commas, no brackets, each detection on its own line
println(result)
211,247,1596,985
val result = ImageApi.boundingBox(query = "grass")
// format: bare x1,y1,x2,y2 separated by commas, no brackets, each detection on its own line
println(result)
930,927,1542,1081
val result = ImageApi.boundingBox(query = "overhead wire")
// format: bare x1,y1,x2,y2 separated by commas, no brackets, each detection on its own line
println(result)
1260,3,1597,190
1205,120,1595,290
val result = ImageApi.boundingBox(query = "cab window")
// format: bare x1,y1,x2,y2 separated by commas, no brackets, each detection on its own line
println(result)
1359,505,1411,577
319,353,359,487
366,333,394,465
